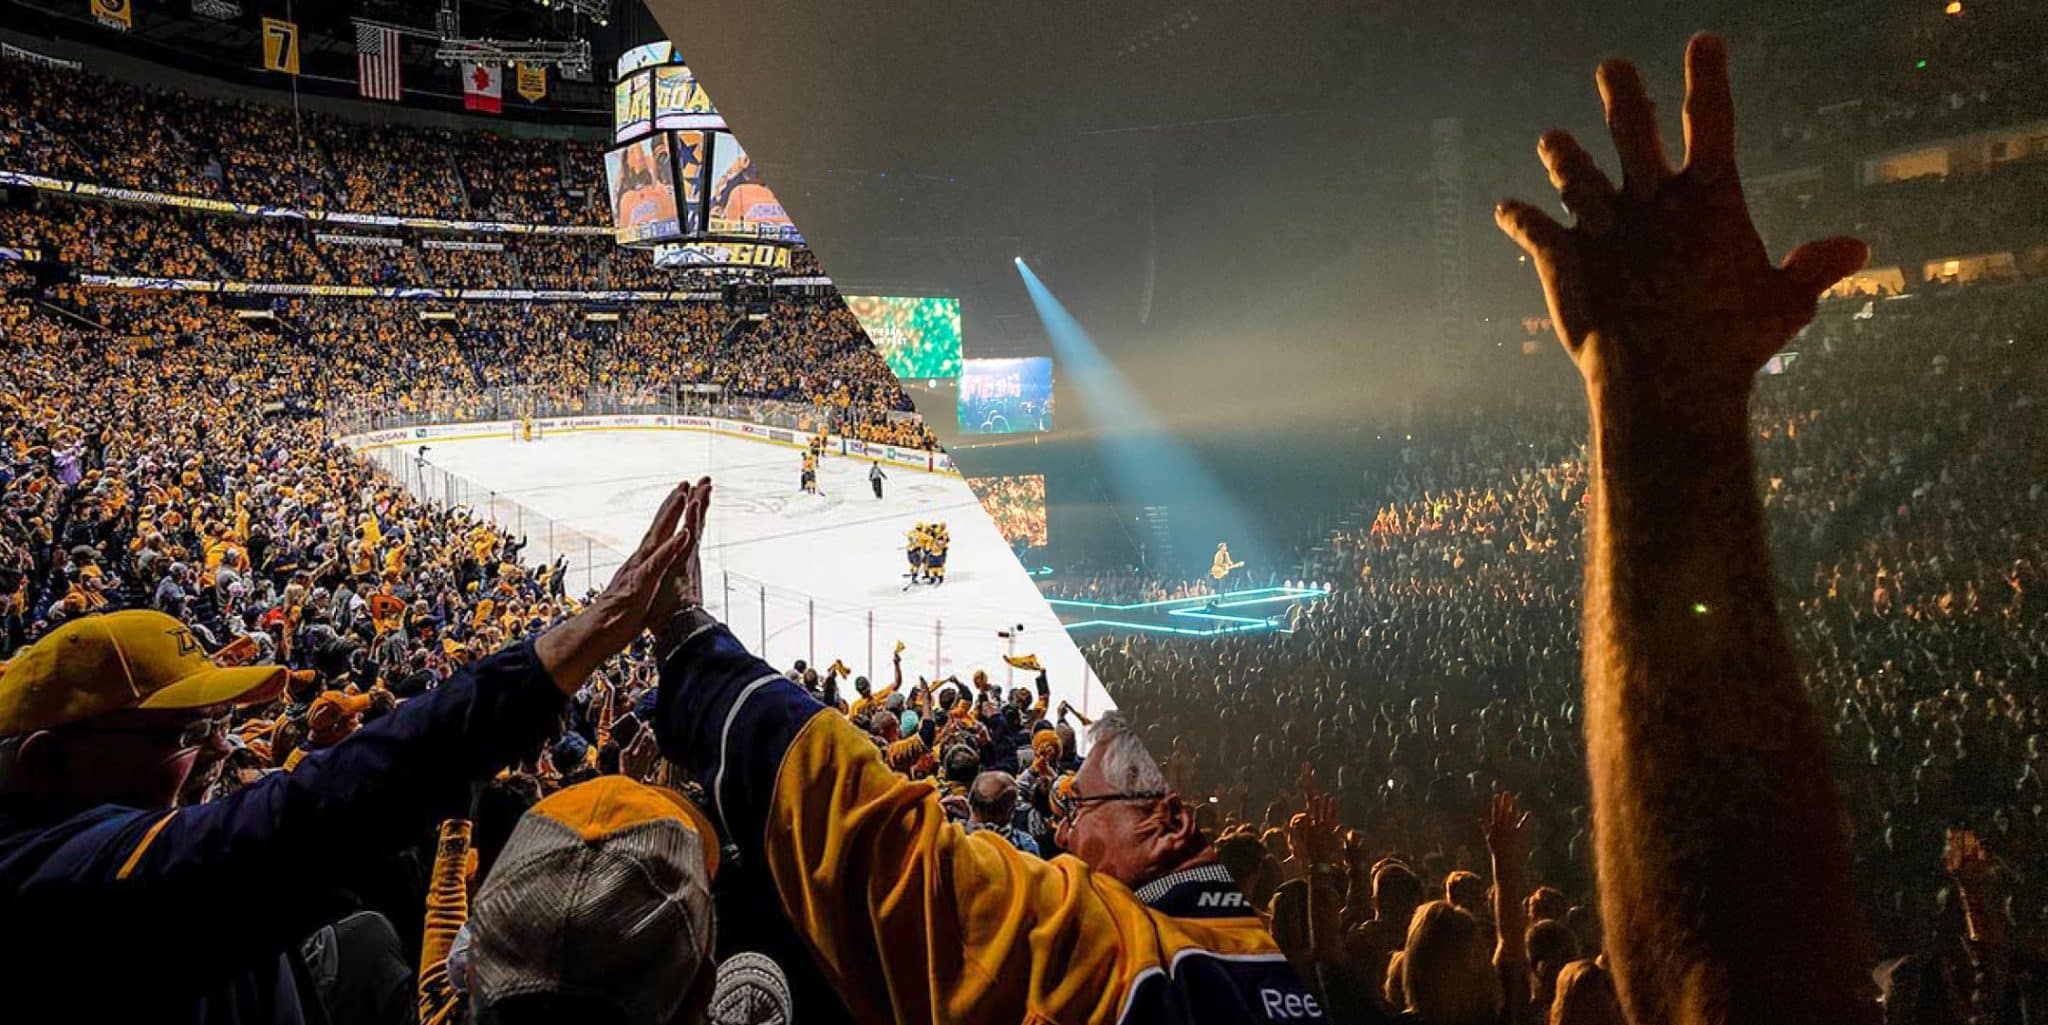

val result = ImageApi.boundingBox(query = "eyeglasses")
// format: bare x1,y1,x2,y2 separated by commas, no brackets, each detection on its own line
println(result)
1061,788,1168,827
1067,789,1168,809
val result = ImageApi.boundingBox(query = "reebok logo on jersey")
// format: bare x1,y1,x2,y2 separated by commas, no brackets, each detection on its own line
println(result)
1261,989,1323,1019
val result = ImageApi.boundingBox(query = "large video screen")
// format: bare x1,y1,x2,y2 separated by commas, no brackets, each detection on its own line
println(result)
616,41,673,79
705,134,801,244
966,474,1049,547
845,296,963,380
613,70,653,142
653,65,726,131
957,357,1053,435
604,135,689,244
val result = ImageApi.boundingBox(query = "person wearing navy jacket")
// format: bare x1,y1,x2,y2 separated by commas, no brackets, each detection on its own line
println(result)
0,480,707,1025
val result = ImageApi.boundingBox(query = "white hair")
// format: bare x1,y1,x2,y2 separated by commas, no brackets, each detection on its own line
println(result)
1086,711,1172,796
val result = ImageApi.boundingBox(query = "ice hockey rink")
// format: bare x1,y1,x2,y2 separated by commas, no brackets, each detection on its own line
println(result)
362,423,1113,715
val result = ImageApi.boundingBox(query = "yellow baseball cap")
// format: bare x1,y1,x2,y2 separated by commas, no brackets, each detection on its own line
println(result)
0,611,287,736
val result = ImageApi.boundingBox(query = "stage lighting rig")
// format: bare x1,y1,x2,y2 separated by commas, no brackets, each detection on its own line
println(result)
434,36,593,79
432,0,597,78
530,0,611,24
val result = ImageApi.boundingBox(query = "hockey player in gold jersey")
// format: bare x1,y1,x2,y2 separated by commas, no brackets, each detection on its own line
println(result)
906,522,928,583
926,521,949,584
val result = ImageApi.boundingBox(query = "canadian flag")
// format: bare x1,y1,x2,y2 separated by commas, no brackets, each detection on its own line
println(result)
462,62,502,113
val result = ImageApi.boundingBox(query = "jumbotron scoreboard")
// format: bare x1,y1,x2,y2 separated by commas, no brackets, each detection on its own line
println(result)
603,41,799,272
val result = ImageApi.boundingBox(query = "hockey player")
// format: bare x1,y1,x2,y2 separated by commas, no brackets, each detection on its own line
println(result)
800,450,819,495
906,522,929,583
926,522,949,585
519,414,536,443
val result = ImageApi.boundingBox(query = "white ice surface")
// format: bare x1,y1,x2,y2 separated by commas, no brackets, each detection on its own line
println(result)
392,427,1113,715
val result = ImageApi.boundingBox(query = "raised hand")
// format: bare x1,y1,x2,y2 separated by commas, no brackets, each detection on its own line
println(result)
1484,790,1532,873
1944,828,1997,891
1300,789,1342,865
534,480,700,694
648,478,713,627
620,725,662,782
1495,33,1867,410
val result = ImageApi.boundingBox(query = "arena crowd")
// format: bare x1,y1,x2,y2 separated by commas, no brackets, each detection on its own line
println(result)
1103,206,2048,1025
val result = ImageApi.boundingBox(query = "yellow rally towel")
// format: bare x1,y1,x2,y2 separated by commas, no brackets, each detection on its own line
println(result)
1002,653,1044,672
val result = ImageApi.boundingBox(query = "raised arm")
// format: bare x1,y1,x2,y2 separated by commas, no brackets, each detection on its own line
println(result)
1486,792,1533,1025
1059,700,1094,729
1946,829,2014,1021
1495,34,1873,1025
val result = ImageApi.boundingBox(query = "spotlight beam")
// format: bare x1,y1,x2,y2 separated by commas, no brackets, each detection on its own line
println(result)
1014,258,1264,575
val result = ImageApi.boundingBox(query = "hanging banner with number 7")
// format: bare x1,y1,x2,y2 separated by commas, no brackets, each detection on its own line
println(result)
261,18,300,76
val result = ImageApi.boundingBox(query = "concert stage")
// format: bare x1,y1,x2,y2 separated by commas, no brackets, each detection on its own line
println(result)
1048,585,1328,638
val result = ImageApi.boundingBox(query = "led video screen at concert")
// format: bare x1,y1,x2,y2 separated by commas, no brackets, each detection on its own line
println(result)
845,295,963,380
957,357,1053,435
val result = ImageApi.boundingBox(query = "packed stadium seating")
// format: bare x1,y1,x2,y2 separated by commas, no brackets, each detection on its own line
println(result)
1,59,606,223
1098,274,2048,1019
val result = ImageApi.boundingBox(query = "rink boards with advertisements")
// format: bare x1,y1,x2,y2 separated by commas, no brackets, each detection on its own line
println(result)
344,414,1112,715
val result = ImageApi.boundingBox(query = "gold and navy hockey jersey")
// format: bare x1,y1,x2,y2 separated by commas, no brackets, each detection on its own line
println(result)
652,620,1332,1025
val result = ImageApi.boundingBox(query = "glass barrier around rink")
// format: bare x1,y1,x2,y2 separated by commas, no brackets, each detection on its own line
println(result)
324,384,929,443
354,425,1053,692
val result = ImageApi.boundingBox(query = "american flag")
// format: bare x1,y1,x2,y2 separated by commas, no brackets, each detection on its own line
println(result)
355,22,402,102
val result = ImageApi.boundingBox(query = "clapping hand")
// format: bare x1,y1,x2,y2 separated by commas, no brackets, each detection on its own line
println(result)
533,480,704,694
648,479,713,627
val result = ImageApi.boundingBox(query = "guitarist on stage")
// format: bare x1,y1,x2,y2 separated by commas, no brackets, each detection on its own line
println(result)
1209,542,1243,588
